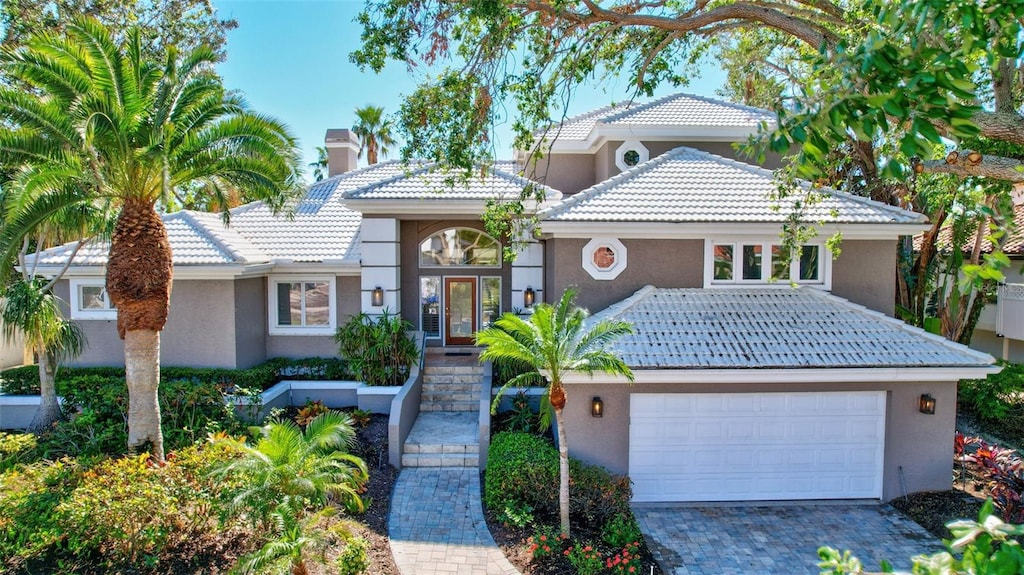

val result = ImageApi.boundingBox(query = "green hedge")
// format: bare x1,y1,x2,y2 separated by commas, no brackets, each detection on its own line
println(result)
484,431,632,530
0,357,352,396
960,362,1024,438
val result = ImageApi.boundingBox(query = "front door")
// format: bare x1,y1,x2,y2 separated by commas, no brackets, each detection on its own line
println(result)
445,277,477,345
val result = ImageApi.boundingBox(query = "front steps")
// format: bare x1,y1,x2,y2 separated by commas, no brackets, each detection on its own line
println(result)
401,353,483,468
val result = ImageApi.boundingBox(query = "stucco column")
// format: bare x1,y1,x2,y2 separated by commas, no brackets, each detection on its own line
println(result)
360,218,401,317
511,236,544,315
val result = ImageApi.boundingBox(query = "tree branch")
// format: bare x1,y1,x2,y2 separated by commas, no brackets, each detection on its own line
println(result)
914,152,1024,183
41,239,89,292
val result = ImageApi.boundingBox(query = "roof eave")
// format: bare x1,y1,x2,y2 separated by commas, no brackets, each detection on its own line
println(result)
563,365,1001,385
538,221,930,239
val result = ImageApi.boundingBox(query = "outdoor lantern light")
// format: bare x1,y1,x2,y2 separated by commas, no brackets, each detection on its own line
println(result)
524,287,535,308
371,286,384,307
591,396,603,418
919,393,936,415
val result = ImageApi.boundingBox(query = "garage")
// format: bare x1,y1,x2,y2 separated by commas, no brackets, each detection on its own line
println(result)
629,391,886,503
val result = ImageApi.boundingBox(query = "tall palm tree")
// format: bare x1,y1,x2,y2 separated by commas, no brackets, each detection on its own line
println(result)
476,288,634,537
0,19,302,460
352,105,396,165
308,146,329,182
0,278,85,429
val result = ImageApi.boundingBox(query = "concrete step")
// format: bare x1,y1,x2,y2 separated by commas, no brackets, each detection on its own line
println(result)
420,401,479,412
423,366,484,375
422,382,478,393
422,374,482,385
404,442,479,455
422,392,480,403
401,452,480,467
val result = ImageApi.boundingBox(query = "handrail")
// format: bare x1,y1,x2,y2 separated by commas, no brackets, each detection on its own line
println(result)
388,330,427,469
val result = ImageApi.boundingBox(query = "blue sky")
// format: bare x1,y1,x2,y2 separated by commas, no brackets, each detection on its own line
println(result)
214,0,727,178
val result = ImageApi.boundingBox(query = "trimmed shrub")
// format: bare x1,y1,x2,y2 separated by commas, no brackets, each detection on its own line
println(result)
335,312,420,386
0,458,85,562
959,363,1024,437
484,431,632,530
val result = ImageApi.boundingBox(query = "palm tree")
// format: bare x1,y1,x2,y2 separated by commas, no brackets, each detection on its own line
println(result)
476,288,634,537
0,19,302,460
0,278,85,429
235,507,327,575
308,146,329,182
214,411,369,527
352,105,396,165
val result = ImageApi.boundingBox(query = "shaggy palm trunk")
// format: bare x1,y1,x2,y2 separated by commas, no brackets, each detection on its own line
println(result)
550,382,570,537
29,346,61,431
106,199,172,461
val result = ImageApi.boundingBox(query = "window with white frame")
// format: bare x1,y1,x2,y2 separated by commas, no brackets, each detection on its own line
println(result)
707,241,828,287
268,276,336,335
69,279,117,320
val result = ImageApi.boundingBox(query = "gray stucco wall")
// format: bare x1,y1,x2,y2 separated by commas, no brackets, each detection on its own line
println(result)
234,277,267,369
831,240,897,316
60,279,238,368
563,379,957,502
399,220,512,337
528,153,597,196
546,238,703,313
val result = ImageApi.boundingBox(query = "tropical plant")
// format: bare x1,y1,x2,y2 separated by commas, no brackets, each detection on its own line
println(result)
0,18,303,460
476,288,634,537
234,506,328,575
334,311,420,387
0,278,85,429
308,146,329,182
214,412,368,528
351,105,395,165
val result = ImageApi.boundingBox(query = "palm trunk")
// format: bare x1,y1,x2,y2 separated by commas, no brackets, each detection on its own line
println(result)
106,198,173,461
554,405,570,538
29,345,61,431
125,329,164,461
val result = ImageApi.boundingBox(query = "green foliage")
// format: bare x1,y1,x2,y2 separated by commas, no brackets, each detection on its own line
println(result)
601,513,642,550
819,500,1024,574
335,311,420,387
233,507,327,575
494,390,540,434
0,457,85,561
352,105,396,164
214,412,368,527
606,541,643,575
484,432,632,530
336,537,370,575
496,500,534,528
0,278,85,364
527,526,567,560
491,352,544,390
959,363,1024,437
0,432,38,472
565,542,604,575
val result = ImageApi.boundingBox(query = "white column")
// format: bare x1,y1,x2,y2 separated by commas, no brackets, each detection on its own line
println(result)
360,218,401,316
511,236,544,316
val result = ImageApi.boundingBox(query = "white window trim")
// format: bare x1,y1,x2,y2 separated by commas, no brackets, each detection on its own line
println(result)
703,239,832,290
418,227,502,269
582,237,628,280
481,276,502,329
615,140,650,172
268,276,337,336
69,279,117,320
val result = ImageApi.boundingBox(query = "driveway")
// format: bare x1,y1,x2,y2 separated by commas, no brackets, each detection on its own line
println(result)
633,503,942,575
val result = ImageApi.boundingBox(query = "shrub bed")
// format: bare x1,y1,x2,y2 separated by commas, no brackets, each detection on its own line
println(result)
0,357,353,396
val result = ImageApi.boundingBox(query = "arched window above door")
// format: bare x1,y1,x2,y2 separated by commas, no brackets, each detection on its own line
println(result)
419,228,501,267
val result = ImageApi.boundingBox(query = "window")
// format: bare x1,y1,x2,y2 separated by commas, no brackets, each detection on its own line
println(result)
69,279,117,320
268,276,336,335
421,276,440,338
482,277,501,328
419,228,500,267
582,238,628,280
707,241,828,287
615,140,650,172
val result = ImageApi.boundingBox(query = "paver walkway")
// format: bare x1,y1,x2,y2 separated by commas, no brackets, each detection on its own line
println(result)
634,503,941,575
389,467,520,575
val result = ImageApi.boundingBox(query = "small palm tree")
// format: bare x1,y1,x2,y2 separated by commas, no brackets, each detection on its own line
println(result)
476,288,634,537
215,412,368,527
308,147,329,182
235,506,326,575
352,105,396,165
0,278,85,429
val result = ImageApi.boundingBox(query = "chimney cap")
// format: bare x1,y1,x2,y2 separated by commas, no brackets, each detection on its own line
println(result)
325,128,359,149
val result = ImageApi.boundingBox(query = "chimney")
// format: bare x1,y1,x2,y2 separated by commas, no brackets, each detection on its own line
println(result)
325,128,360,176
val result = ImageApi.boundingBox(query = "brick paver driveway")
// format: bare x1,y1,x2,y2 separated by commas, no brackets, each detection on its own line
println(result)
634,503,941,575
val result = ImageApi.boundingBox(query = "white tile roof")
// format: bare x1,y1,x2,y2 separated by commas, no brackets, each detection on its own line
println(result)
540,93,776,142
541,146,927,224
590,286,995,369
342,163,560,202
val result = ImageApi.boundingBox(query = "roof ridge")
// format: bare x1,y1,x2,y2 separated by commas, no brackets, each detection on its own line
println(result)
588,284,658,324
487,163,562,201
533,102,626,138
341,161,433,199
178,210,249,263
600,92,773,124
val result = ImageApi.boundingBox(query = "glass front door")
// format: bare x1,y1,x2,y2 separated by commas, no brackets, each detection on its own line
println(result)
445,277,477,345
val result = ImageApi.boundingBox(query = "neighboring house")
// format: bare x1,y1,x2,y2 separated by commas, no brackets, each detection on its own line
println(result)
29,92,997,503
0,310,28,369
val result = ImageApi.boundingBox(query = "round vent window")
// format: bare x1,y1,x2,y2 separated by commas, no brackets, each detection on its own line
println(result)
615,140,649,172
622,150,641,167
593,246,616,270
582,238,627,280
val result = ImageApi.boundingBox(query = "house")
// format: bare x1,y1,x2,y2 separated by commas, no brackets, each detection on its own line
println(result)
28,92,998,503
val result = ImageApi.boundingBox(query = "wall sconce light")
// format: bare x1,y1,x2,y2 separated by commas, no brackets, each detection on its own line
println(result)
371,286,384,307
524,287,535,308
919,393,936,415
591,396,603,418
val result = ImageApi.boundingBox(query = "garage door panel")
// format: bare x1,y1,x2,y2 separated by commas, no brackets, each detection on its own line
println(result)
629,391,885,502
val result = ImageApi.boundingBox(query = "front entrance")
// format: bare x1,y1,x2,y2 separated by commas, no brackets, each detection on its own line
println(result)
445,277,477,345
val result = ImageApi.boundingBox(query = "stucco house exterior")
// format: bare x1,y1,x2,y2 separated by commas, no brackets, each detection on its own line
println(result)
29,92,998,503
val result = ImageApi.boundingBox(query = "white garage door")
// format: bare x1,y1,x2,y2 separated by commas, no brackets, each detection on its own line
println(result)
629,392,886,502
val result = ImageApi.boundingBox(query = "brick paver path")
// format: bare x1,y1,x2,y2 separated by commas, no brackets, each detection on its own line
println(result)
389,468,520,575
635,503,942,575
